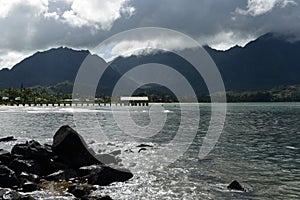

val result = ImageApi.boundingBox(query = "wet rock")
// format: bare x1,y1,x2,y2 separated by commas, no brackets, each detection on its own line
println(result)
1,189,35,200
9,158,58,176
67,184,95,198
124,149,134,153
138,148,147,153
52,125,101,168
0,165,19,188
0,136,17,142
95,154,118,165
98,196,113,200
227,180,249,192
79,165,133,186
9,159,31,174
45,169,77,181
0,149,13,165
19,172,39,183
11,140,52,159
109,150,121,156
136,144,153,148
21,181,39,192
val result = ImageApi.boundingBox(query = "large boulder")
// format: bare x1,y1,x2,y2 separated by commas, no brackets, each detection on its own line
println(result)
52,125,101,168
79,165,133,186
0,165,19,188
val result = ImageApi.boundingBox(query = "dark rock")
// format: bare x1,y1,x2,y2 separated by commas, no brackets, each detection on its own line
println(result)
79,165,133,186
45,169,77,181
124,149,134,153
106,143,115,146
9,159,31,174
19,172,39,183
19,196,36,200
98,196,113,200
1,189,35,200
21,181,39,192
138,148,147,153
95,154,118,165
0,165,19,188
52,125,101,168
2,190,23,199
109,150,121,156
0,149,13,165
9,158,57,176
0,136,17,142
67,184,94,198
227,180,246,192
136,144,153,148
11,140,52,159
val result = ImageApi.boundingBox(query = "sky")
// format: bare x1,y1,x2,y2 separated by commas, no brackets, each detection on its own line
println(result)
0,0,299,69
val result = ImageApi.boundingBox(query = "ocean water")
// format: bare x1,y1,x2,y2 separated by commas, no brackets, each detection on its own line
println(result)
0,103,299,200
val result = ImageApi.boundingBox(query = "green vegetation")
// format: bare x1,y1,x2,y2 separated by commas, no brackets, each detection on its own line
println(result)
1,84,300,105
226,85,300,102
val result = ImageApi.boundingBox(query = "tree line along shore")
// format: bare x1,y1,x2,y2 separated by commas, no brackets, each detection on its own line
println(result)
1,85,300,105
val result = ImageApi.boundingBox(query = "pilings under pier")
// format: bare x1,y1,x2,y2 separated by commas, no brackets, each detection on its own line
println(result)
0,102,149,107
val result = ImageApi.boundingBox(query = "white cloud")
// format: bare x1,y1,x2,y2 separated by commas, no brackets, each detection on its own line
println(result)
97,35,197,62
44,11,59,20
201,31,256,50
62,0,135,30
0,0,300,69
0,0,49,18
0,51,32,69
236,0,296,16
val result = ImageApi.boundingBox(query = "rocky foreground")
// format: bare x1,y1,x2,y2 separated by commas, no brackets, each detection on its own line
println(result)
0,125,133,200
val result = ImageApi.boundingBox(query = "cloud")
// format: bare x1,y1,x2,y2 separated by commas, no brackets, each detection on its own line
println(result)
0,51,32,69
0,0,300,69
62,0,135,30
236,0,296,16
96,32,198,61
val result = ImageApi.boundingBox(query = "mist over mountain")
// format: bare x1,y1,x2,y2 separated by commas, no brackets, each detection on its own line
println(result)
0,33,300,95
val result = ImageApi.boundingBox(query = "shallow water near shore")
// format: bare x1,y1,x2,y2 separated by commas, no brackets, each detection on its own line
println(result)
0,103,299,199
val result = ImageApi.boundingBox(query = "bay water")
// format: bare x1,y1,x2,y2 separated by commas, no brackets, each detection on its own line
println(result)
0,103,299,199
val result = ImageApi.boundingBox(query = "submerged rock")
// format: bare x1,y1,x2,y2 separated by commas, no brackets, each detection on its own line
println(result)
136,144,153,148
138,148,147,153
95,154,118,165
52,125,101,168
0,136,17,142
79,165,133,186
95,196,113,200
227,180,252,192
109,150,121,156
45,169,77,181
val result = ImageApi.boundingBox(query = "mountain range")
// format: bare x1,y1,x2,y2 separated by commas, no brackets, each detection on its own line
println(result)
0,33,299,95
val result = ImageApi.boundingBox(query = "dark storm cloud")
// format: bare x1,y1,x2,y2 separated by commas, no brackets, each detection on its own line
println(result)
0,0,299,68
